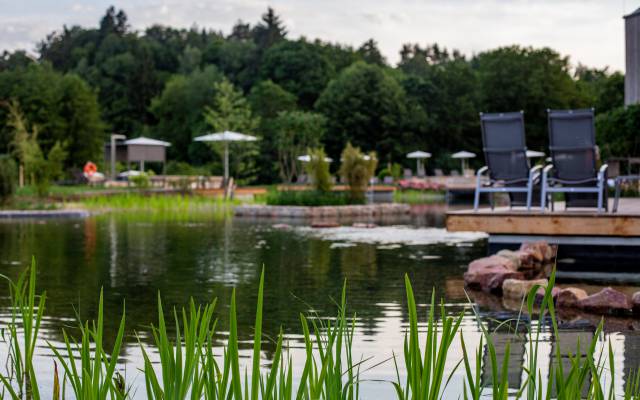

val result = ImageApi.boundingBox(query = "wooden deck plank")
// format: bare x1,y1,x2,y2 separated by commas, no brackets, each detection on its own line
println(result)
446,198,640,237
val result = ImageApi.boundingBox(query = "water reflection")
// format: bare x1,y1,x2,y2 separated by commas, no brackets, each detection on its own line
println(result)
0,209,638,398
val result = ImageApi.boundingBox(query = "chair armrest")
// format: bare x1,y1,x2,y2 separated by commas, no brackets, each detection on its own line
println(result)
476,166,489,177
598,163,608,180
529,164,542,177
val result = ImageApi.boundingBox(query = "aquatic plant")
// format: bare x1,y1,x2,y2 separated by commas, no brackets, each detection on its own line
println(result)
81,193,238,220
2,261,640,399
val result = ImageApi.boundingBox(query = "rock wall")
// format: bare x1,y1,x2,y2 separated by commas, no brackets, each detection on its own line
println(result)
235,204,411,218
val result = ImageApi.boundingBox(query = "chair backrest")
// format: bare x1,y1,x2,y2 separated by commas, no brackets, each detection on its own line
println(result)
479,111,530,182
547,109,597,182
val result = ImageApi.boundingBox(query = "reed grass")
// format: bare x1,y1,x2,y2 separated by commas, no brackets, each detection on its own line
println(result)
78,194,238,221
2,261,640,399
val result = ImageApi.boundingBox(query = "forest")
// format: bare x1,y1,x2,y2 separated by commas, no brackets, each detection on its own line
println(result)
0,6,636,184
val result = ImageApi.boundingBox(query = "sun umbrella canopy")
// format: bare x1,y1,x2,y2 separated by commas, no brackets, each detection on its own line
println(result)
407,151,432,159
526,150,546,158
124,136,171,147
193,131,257,142
297,155,333,162
193,131,259,185
451,151,476,159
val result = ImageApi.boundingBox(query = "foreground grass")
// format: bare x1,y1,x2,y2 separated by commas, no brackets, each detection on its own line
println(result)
1,261,639,399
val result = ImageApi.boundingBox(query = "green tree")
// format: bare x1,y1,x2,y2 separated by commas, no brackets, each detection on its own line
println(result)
596,105,640,159
260,40,334,108
575,64,624,114
252,8,287,50
150,66,223,163
203,80,260,184
357,39,387,66
5,100,67,196
0,64,103,168
473,46,588,150
401,59,479,156
248,80,298,182
271,110,326,183
315,61,407,160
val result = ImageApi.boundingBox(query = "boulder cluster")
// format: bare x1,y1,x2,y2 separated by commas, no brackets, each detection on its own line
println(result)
464,241,640,316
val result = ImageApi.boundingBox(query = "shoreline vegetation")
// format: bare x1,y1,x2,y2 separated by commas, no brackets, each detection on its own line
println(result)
2,261,639,399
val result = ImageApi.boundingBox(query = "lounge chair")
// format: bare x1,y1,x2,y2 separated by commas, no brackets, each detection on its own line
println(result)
541,108,608,212
474,111,542,211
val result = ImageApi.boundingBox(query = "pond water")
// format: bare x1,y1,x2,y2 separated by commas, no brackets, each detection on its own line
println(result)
0,204,638,398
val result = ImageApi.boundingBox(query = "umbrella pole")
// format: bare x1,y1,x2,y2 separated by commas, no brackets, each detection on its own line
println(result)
224,141,229,186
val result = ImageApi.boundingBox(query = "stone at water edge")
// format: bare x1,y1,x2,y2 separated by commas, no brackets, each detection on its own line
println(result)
496,250,523,270
535,286,561,304
502,278,549,300
466,255,517,274
464,266,524,294
578,287,632,314
632,292,640,314
519,241,554,262
556,287,589,308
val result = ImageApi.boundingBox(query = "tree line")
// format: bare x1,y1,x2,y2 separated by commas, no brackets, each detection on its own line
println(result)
0,6,632,184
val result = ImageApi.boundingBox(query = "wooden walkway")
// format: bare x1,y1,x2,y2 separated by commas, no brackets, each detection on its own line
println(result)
446,198,640,237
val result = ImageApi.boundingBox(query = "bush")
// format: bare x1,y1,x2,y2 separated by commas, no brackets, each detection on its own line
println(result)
305,148,332,192
338,143,378,202
378,162,402,181
0,155,17,203
129,172,152,189
265,190,363,206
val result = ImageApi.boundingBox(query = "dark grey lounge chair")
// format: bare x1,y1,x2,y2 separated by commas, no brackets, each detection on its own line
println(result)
541,109,608,212
474,111,541,210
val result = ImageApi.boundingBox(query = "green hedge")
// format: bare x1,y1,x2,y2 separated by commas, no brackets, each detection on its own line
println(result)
265,190,364,206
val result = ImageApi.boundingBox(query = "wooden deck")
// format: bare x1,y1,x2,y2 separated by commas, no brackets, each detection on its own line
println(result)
446,198,640,237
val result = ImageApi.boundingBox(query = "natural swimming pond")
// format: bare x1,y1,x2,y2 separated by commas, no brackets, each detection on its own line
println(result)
0,205,639,398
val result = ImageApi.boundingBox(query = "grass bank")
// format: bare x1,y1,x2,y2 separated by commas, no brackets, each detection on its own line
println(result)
1,262,638,399
264,189,364,206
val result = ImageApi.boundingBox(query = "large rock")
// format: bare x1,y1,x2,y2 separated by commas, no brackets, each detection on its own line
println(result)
496,250,526,270
467,255,516,274
464,267,524,293
578,287,631,314
464,256,524,293
502,278,548,300
519,241,556,262
556,287,589,308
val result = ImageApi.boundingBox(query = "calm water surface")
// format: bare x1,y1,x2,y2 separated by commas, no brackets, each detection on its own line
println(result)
0,205,638,398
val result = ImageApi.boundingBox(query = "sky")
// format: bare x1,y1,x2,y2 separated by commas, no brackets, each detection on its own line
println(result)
1,0,639,72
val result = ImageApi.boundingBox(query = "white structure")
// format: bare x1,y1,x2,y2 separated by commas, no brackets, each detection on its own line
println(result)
625,8,640,105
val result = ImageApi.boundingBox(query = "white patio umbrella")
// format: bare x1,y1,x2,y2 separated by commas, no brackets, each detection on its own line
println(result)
407,151,432,177
451,151,476,175
297,154,333,163
193,131,258,184
526,150,546,158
